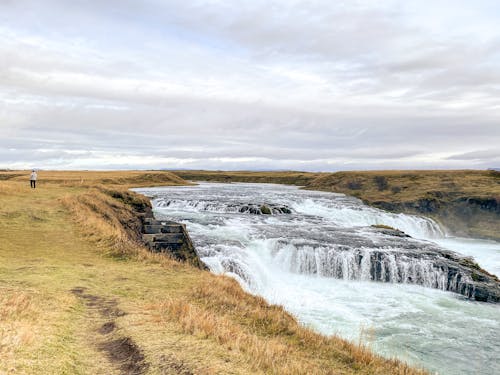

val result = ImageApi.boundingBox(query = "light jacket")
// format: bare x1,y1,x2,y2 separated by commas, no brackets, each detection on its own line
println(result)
30,172,37,181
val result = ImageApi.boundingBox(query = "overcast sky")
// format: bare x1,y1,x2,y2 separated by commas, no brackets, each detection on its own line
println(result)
1,0,499,171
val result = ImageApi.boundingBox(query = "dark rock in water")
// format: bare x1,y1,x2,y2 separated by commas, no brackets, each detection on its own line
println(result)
154,199,293,216
236,203,292,215
370,225,411,238
249,206,260,215
260,205,272,215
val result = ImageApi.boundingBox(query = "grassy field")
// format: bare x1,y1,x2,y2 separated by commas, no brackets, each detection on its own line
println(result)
0,171,426,374
174,169,500,241
174,170,323,186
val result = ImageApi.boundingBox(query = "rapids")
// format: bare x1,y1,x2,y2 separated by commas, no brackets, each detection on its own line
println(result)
134,182,500,375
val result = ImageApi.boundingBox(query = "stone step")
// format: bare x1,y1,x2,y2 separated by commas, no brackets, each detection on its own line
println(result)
143,218,178,226
143,224,183,234
149,242,184,252
143,233,184,244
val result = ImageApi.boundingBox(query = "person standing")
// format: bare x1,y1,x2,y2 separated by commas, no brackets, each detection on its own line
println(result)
30,170,37,189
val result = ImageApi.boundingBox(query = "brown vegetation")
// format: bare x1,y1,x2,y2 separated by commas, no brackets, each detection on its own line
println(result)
306,170,500,240
0,170,187,187
174,169,322,185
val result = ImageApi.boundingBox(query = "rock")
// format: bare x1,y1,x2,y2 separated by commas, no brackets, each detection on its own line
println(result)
260,205,272,215
371,225,411,238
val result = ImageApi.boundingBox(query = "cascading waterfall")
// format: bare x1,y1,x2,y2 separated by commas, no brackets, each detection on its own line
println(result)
269,239,471,293
133,182,500,375
146,184,486,296
292,198,445,238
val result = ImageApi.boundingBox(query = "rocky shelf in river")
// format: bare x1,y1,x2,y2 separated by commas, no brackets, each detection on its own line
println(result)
262,226,500,303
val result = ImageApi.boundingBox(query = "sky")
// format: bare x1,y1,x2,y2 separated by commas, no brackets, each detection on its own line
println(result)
1,0,499,171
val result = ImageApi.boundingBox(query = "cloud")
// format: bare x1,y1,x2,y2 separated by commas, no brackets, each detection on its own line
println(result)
0,0,499,171
446,150,500,161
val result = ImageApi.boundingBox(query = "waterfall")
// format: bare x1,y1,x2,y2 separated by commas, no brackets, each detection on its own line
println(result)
292,198,444,239
138,183,491,301
267,239,473,293
134,183,500,375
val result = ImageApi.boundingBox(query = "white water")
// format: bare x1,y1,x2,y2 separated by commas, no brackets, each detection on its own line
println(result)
134,183,500,375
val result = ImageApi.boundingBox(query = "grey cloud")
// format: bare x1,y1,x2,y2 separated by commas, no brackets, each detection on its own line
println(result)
1,1,499,171
446,150,500,161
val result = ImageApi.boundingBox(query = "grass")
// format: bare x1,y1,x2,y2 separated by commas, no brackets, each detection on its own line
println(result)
0,170,188,187
0,171,427,374
174,170,323,186
305,170,500,203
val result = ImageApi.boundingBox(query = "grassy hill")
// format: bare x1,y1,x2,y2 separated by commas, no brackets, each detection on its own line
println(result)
174,170,322,186
0,171,425,374
174,169,500,241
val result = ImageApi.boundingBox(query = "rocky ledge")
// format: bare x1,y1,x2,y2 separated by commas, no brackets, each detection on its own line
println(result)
369,226,500,303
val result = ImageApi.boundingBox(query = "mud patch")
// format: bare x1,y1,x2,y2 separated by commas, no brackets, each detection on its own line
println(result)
71,287,125,318
71,286,149,374
71,287,85,295
99,337,149,375
99,321,116,335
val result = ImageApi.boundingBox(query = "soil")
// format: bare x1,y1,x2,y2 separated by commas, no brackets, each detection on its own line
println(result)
71,286,149,375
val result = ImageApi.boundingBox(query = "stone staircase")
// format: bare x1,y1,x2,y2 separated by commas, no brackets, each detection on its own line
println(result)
141,217,205,269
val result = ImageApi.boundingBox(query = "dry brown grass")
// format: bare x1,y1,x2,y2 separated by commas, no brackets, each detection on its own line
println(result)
306,170,500,202
174,169,323,186
147,298,306,374
0,170,188,188
0,181,26,195
60,188,142,258
0,288,38,372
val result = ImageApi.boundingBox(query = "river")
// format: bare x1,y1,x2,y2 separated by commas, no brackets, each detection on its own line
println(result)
134,182,500,375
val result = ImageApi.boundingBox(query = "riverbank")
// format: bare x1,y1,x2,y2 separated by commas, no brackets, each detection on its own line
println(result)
0,171,425,374
173,170,500,241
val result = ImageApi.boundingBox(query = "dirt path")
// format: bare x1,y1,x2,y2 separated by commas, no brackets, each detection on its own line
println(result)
71,286,149,375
